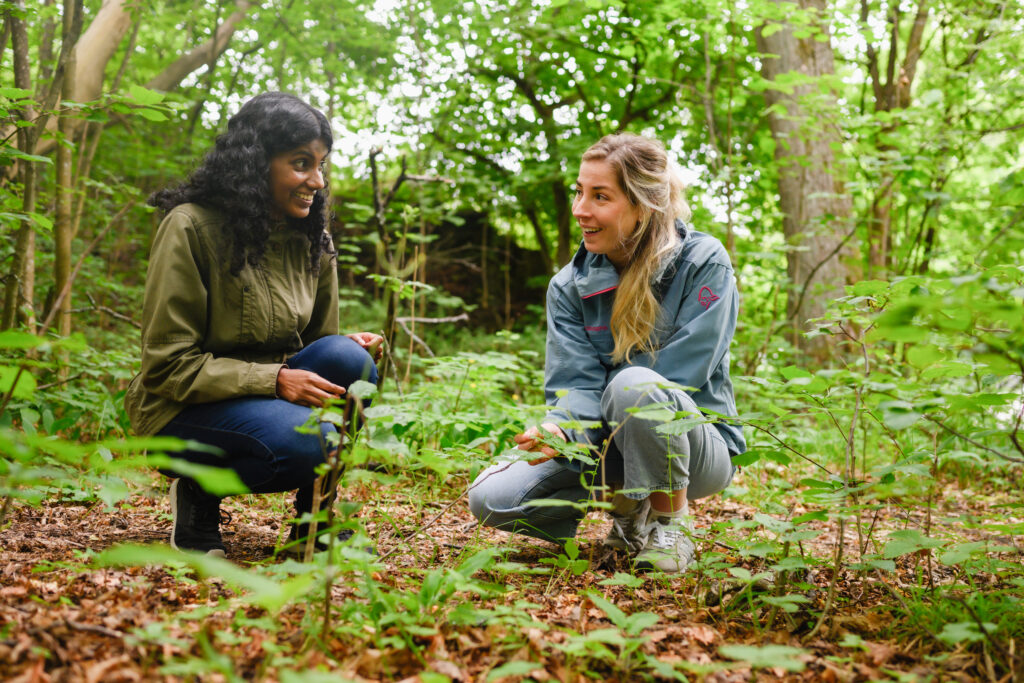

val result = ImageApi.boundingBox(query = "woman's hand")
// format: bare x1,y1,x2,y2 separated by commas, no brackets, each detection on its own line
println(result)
514,422,567,466
276,367,346,407
346,332,384,361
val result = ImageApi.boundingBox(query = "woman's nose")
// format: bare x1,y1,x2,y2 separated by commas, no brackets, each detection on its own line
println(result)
309,167,325,189
572,197,588,218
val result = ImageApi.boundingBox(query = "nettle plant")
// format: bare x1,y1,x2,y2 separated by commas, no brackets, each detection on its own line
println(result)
725,264,1023,660
365,348,544,481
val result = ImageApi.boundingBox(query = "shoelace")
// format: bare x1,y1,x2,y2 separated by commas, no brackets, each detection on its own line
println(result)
612,512,648,550
648,520,686,549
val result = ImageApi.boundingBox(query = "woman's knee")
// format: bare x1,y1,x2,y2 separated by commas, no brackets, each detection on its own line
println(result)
601,366,667,420
295,335,378,386
468,465,514,524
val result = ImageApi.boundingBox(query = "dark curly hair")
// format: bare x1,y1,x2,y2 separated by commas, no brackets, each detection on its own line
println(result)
149,92,334,275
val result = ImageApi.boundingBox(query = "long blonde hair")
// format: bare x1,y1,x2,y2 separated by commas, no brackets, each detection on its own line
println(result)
581,134,690,363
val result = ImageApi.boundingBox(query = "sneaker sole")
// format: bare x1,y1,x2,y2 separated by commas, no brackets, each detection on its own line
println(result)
633,557,689,573
169,479,226,558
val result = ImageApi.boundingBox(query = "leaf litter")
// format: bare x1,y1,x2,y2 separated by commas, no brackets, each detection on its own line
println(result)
1,471,1021,682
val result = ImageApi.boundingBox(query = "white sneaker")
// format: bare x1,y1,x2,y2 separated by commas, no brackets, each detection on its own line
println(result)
634,511,695,573
604,494,651,553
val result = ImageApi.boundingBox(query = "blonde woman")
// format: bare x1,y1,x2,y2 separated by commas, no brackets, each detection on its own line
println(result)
469,134,745,572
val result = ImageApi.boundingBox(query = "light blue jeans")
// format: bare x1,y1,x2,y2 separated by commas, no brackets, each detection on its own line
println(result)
468,367,735,542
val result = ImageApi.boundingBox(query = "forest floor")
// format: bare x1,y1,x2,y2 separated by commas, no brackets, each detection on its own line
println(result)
1,470,1020,682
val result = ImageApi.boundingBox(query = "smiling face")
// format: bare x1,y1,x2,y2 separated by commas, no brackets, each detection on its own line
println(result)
268,139,329,220
572,159,640,270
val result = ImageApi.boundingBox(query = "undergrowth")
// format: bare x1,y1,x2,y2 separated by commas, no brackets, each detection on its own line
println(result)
1,266,1022,681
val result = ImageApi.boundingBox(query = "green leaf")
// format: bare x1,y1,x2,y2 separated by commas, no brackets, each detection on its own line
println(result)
848,280,888,296
730,450,762,467
848,558,896,572
0,364,36,399
0,331,45,349
879,401,923,430
128,84,165,105
881,529,945,559
587,591,628,629
719,644,807,672
134,108,169,122
921,361,973,380
779,365,812,380
487,662,543,682
154,459,249,497
937,541,989,566
7,150,52,164
656,415,706,435
348,379,378,400
770,556,809,572
792,511,828,524
936,621,995,646
0,87,34,99
906,344,945,368
598,572,644,588
759,594,810,613
29,212,53,231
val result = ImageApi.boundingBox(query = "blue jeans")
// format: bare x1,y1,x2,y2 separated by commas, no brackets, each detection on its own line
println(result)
158,335,377,505
468,367,736,542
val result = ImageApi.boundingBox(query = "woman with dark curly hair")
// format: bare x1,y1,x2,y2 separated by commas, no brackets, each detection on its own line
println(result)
125,92,382,557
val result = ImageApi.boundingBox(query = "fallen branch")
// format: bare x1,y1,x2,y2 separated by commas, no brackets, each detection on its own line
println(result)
394,314,469,325
65,619,125,639
394,319,434,358
69,294,141,329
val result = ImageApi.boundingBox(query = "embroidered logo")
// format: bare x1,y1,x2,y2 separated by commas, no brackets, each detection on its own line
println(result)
698,286,720,309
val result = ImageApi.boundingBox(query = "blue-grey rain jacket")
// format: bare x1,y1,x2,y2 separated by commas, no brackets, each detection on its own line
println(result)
544,220,746,455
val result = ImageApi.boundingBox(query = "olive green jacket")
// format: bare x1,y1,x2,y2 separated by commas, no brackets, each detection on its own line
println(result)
125,203,338,436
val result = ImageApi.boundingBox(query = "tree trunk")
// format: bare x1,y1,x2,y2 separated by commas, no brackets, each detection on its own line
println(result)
54,0,77,341
755,0,853,356
35,0,58,87
70,0,133,104
2,1,37,331
867,172,895,277
552,180,573,267
519,198,554,274
862,0,930,277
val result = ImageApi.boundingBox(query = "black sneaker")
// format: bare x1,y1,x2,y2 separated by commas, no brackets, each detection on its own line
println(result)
282,522,357,557
169,478,226,557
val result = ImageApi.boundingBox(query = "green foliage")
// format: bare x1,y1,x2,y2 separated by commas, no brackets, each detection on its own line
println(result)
2,1,1023,680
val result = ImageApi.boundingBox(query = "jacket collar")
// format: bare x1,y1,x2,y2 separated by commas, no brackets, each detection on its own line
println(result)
571,219,689,299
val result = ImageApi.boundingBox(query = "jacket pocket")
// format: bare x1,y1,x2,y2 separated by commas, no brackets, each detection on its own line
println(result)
585,326,615,362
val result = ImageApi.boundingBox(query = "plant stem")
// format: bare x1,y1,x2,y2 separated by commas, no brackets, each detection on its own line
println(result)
806,517,845,641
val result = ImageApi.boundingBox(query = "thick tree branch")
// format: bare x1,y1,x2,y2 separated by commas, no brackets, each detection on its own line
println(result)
145,0,251,92
860,0,885,105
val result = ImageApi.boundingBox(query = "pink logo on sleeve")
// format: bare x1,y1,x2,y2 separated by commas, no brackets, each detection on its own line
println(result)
698,286,720,309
